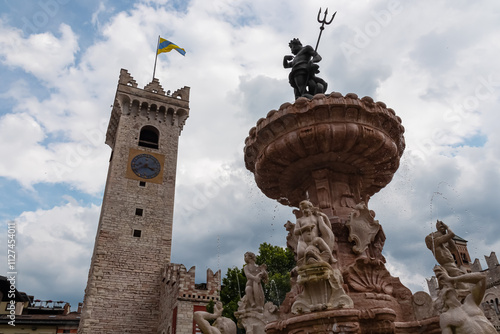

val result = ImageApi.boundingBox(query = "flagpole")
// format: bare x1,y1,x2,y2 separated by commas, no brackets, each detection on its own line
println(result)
152,35,160,81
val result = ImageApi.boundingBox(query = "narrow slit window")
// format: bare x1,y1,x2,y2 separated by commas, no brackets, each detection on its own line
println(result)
133,229,142,238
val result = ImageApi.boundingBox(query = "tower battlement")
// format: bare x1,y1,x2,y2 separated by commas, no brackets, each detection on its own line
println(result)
162,263,221,302
159,264,221,334
485,251,499,269
106,69,190,149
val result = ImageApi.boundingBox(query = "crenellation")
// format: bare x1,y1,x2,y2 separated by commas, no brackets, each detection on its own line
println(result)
144,78,166,95
471,258,483,272
485,251,499,269
118,68,138,87
171,86,190,101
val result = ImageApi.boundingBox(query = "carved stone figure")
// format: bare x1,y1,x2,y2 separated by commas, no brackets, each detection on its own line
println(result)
235,253,278,334
193,301,236,334
425,221,465,277
425,220,468,296
291,262,353,314
291,200,353,314
294,200,336,266
242,252,267,311
283,38,327,99
347,202,380,257
434,265,496,334
235,301,279,334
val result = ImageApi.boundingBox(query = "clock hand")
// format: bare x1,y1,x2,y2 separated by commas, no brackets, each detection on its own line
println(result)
141,163,155,171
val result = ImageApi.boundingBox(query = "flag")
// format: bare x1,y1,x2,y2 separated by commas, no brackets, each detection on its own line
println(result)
157,37,186,56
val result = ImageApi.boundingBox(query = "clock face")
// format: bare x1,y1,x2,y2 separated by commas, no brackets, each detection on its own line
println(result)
130,154,161,179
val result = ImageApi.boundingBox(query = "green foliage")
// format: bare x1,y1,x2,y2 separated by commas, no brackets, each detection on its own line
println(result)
206,299,215,314
220,243,296,321
220,267,246,322
255,243,295,306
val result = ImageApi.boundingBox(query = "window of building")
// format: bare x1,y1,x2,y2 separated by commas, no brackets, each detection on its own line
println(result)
135,208,143,216
133,229,142,238
461,253,469,264
139,181,146,187
138,126,159,149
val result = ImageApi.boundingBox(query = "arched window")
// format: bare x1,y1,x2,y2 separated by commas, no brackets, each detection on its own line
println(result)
138,126,159,149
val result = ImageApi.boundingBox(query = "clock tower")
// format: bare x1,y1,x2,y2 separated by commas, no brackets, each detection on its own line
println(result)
78,69,189,334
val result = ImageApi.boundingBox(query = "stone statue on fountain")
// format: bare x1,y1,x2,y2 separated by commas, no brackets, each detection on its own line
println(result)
425,220,469,298
289,200,353,314
434,265,497,334
294,200,336,267
235,252,278,334
194,301,236,334
425,220,466,279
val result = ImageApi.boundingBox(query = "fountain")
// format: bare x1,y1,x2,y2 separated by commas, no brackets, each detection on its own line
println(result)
237,17,443,333
196,26,497,330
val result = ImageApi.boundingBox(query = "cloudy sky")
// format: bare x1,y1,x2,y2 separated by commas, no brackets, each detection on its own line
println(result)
1,0,499,310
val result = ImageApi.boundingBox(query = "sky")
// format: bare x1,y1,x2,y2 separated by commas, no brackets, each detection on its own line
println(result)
0,0,499,310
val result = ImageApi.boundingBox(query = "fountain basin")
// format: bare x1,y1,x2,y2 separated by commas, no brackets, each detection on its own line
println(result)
244,93,405,210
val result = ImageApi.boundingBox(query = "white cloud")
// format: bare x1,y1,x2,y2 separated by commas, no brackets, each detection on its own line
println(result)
0,21,78,82
0,0,499,311
1,200,100,303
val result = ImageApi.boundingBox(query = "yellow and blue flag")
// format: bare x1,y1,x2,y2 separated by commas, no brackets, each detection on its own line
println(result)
157,37,186,56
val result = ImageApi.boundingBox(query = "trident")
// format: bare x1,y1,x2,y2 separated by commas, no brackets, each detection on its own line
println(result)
314,8,336,52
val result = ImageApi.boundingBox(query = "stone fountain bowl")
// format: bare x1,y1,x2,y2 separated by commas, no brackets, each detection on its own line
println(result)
243,92,405,208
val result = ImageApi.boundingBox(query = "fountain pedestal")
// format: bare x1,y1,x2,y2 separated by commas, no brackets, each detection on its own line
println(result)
266,309,362,334
292,263,352,314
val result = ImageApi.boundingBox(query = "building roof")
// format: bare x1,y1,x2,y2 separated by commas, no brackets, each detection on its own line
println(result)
0,311,80,326
453,235,468,243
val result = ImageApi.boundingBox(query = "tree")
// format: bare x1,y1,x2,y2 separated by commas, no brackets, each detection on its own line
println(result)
255,243,295,306
220,243,295,322
220,267,246,321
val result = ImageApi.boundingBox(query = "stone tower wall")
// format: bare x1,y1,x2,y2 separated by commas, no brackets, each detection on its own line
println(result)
158,264,221,334
78,69,190,334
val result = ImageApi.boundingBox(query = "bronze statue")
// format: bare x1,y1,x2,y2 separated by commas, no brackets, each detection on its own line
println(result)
283,39,327,99
283,9,336,100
